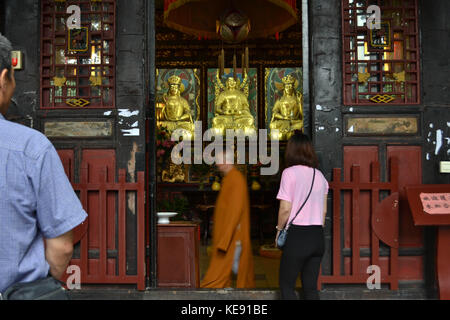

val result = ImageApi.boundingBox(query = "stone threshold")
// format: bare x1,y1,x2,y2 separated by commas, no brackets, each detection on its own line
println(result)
68,283,433,300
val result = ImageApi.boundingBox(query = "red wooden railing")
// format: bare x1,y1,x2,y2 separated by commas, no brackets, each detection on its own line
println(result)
318,158,399,290
70,169,146,291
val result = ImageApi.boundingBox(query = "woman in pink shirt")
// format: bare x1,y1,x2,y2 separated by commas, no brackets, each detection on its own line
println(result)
275,132,328,300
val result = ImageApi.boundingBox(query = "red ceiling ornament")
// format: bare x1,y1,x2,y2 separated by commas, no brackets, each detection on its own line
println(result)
164,0,298,41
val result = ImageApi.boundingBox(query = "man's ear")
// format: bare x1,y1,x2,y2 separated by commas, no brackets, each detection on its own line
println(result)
0,68,10,88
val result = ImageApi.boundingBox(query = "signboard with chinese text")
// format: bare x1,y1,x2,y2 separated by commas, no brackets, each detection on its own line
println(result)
420,193,450,215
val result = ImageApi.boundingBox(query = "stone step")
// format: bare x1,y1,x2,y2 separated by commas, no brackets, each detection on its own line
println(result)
68,285,432,300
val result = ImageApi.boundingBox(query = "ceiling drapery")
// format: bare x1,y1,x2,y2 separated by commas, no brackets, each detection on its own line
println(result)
164,0,298,40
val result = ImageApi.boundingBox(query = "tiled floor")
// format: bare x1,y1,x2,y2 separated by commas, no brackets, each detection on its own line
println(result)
199,240,302,289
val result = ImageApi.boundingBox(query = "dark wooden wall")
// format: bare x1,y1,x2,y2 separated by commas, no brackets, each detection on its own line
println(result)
420,0,450,185
419,0,450,297
311,0,449,297
0,1,5,34
3,0,147,181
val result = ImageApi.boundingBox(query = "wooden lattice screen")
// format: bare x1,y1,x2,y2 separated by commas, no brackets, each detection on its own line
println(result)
342,0,420,105
40,0,116,109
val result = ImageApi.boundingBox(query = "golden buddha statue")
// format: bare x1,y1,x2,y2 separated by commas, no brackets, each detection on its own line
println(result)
162,162,186,183
159,75,195,139
212,71,256,136
269,74,303,140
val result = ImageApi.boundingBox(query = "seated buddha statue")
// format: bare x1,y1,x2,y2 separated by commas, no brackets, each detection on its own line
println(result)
269,74,303,140
212,73,256,136
159,75,195,139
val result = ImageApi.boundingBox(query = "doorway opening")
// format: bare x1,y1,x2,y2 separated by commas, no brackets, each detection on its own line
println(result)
149,0,309,290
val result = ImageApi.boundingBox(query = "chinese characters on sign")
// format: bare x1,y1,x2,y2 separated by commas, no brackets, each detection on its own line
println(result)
420,193,450,215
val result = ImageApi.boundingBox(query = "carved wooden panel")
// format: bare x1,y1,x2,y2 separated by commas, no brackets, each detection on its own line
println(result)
40,0,116,109
342,0,420,105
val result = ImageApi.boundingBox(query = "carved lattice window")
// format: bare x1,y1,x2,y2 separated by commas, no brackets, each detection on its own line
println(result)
342,0,420,105
41,0,115,109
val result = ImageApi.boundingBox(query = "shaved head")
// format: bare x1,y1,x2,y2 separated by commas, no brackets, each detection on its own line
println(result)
215,148,235,175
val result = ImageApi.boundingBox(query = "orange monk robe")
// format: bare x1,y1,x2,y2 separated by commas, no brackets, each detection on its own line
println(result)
200,167,255,289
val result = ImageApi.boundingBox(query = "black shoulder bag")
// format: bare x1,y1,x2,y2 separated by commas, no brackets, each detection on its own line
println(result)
276,168,316,249
1,276,69,300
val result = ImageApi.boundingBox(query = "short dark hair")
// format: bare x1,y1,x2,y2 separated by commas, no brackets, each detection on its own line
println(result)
284,131,319,169
0,33,12,79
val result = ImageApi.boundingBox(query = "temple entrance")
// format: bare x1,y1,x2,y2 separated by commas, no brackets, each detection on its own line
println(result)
2,0,444,299
149,0,427,293
150,0,308,289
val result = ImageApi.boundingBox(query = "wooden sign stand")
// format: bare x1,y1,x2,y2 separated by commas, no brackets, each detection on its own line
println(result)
405,184,450,300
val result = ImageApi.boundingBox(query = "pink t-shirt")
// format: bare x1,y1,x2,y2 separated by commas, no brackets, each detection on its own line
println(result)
277,165,329,226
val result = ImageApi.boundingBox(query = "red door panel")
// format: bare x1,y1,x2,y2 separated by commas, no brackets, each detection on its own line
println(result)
387,146,423,247
56,149,74,182
81,149,116,276
343,146,379,249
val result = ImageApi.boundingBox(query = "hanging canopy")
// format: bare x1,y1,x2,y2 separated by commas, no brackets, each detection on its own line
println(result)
164,0,298,39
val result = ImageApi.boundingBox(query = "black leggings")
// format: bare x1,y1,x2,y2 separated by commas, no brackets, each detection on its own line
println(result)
279,225,324,300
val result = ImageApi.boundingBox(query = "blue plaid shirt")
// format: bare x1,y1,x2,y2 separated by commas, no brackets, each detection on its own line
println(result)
0,114,87,293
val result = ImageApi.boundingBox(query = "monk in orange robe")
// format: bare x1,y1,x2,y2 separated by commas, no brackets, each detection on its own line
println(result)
200,151,255,289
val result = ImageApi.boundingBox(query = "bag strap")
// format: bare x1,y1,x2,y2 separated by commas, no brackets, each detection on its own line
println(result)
285,168,316,230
